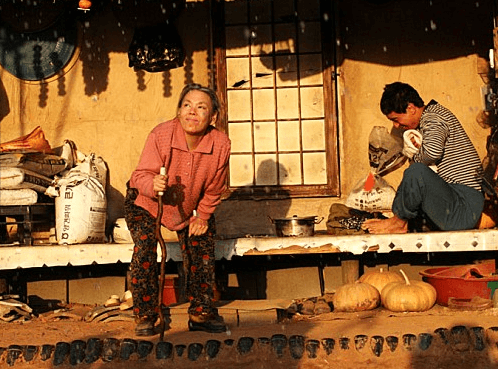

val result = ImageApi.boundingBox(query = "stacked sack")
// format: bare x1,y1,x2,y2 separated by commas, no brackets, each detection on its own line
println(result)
0,126,67,206
0,126,108,245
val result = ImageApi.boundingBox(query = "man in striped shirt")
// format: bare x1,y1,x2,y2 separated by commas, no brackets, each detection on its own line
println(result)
363,82,484,234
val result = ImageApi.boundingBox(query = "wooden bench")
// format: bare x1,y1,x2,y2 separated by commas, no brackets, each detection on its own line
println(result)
0,203,55,246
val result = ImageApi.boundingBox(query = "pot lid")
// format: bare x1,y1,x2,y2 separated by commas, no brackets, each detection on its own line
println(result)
0,16,77,81
273,215,318,221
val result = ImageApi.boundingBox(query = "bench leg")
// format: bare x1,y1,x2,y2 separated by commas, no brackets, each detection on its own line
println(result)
0,216,7,243
341,258,360,284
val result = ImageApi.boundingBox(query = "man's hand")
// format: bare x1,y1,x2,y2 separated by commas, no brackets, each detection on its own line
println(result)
402,129,422,158
189,214,209,236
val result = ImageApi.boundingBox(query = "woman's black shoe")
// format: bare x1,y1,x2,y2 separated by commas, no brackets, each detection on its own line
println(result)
188,318,227,333
134,316,157,336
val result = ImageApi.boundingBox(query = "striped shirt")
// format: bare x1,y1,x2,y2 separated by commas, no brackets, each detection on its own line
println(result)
413,100,482,191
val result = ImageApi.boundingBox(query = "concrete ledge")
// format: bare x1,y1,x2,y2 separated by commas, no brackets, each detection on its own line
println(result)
2,228,498,270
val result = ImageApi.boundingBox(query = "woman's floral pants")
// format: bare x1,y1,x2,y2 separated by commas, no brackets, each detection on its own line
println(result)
124,186,217,320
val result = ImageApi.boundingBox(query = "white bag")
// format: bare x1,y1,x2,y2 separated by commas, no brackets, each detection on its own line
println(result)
0,152,66,177
345,172,396,211
48,153,107,244
0,189,38,206
0,167,53,192
369,126,404,175
112,218,133,244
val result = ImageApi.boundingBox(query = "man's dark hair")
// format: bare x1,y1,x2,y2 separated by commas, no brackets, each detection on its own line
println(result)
380,82,424,115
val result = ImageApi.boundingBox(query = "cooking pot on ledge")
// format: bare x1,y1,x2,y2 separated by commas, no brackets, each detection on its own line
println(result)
268,215,324,237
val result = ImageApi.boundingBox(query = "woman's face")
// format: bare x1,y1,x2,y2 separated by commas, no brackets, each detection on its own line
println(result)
178,90,217,137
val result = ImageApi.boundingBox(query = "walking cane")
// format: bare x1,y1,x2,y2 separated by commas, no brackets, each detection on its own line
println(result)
156,166,167,341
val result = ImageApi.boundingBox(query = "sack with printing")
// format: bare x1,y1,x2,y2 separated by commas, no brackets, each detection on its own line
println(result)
369,126,404,175
0,152,66,177
345,172,396,211
0,167,53,192
48,153,107,244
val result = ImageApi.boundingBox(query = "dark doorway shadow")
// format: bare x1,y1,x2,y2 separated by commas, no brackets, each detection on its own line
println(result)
0,77,10,123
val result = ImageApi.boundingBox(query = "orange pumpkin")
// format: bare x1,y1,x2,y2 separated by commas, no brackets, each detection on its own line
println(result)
381,269,437,312
79,0,92,9
358,268,404,294
332,281,380,312
477,212,496,229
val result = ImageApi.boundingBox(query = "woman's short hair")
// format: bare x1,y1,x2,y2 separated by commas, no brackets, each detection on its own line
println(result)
380,82,424,115
177,83,221,115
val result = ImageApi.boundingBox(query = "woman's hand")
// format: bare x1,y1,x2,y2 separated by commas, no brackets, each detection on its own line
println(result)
153,173,168,196
189,214,209,236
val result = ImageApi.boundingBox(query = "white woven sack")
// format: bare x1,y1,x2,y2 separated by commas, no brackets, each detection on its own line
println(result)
0,189,38,206
48,151,108,245
345,173,396,211
0,167,53,192
0,152,66,177
55,172,107,244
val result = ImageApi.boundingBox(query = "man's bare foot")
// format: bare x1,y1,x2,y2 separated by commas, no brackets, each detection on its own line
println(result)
362,216,408,234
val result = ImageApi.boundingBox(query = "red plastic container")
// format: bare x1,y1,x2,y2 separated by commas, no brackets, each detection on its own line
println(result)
420,261,498,306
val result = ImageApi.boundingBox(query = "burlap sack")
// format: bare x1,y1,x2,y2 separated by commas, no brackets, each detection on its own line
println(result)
326,203,387,235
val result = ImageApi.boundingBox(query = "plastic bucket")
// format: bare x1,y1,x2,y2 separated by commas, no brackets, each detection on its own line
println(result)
419,261,498,306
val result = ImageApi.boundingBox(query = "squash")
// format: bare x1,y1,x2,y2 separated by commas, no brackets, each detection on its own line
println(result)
332,281,380,312
381,269,437,312
358,268,404,294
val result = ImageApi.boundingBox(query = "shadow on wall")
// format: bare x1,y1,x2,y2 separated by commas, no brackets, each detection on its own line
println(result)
216,158,292,238
0,77,9,122
0,0,493,107
78,0,191,99
337,0,493,66
105,173,125,241
0,0,195,106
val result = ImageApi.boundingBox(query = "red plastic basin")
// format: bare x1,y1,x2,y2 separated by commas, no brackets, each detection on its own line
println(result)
419,261,498,306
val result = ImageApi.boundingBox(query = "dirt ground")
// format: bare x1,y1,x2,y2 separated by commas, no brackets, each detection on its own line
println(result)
1,303,498,369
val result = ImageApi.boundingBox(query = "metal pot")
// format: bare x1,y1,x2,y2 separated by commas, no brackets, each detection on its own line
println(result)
268,215,324,237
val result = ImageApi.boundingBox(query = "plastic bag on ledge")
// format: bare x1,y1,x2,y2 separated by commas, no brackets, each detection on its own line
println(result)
369,126,404,175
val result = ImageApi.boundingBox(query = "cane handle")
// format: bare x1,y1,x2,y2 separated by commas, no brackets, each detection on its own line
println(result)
158,167,166,196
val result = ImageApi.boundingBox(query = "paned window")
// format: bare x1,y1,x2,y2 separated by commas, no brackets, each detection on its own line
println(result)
215,0,339,199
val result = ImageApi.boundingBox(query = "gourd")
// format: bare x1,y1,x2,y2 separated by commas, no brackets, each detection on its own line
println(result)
332,281,380,312
358,268,404,294
79,0,92,9
381,269,437,312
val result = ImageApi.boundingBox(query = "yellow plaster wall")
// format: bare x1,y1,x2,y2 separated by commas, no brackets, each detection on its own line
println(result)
0,3,213,228
339,56,491,197
0,1,494,239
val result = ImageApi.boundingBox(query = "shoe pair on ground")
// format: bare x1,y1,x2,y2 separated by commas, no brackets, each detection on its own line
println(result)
299,298,331,315
135,313,227,336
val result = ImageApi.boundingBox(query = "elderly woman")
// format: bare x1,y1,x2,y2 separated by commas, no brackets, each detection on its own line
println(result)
125,83,231,336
